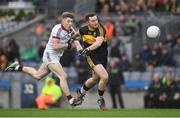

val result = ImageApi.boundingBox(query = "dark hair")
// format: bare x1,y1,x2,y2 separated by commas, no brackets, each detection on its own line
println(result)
61,12,74,19
85,13,97,21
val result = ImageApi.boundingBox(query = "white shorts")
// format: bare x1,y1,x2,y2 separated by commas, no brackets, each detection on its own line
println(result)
42,52,61,66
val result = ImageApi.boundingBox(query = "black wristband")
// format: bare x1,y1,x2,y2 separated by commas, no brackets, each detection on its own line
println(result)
67,42,71,49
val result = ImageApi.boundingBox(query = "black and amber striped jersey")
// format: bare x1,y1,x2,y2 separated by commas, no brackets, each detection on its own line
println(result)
79,24,108,55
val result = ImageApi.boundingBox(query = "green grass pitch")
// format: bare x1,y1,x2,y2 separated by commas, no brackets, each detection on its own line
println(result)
0,109,180,117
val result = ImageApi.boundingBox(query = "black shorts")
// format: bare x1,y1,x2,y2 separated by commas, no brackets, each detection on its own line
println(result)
86,53,107,69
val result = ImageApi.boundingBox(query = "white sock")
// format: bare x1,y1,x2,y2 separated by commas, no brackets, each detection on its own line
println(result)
69,98,74,105
80,87,87,95
15,65,20,71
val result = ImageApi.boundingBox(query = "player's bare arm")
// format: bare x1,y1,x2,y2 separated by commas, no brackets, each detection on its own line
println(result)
86,36,104,51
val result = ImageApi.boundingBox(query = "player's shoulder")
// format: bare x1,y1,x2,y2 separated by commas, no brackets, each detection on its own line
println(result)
52,24,62,31
53,24,61,28
97,23,106,33
79,25,88,33
79,25,88,30
98,23,105,30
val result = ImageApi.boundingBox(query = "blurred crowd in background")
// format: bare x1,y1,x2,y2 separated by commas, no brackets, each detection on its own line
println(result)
96,0,180,15
144,72,180,108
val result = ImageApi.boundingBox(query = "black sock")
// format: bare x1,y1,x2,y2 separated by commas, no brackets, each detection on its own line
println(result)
98,89,104,97
83,84,90,91
66,95,73,100
18,65,23,71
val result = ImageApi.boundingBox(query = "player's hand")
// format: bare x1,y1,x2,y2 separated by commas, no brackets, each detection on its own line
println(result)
78,48,90,56
67,40,72,49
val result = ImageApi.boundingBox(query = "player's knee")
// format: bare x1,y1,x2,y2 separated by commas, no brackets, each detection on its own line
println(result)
34,76,42,80
34,73,43,80
92,78,99,83
60,73,68,80
101,74,109,82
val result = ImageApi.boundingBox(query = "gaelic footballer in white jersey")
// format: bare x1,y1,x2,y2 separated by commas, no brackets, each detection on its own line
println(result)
5,12,82,108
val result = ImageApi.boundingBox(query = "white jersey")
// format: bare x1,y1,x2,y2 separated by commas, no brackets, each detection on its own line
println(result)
42,24,75,65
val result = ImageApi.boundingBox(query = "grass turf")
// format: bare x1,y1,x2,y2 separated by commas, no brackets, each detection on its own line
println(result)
0,109,180,117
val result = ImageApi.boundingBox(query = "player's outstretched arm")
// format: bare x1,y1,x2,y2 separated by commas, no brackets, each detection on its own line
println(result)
86,36,104,51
